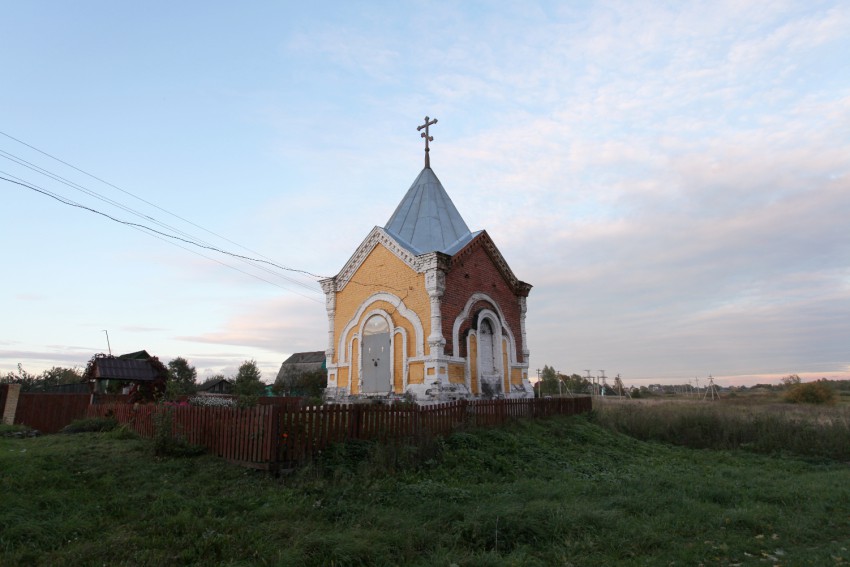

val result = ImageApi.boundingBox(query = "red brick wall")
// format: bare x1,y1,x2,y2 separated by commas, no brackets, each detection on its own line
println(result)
441,240,526,363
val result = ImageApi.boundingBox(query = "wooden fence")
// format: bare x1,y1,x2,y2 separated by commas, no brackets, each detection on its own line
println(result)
88,396,592,470
13,393,92,433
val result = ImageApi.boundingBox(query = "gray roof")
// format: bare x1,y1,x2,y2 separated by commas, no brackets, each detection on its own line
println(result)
282,351,326,365
94,358,158,382
384,167,473,255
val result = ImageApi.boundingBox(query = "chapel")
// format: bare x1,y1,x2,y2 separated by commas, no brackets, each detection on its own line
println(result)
320,118,534,402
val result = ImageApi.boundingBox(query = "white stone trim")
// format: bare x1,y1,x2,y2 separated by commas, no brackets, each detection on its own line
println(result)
394,326,409,391
338,292,424,363
358,309,394,395
475,309,504,387
451,292,518,364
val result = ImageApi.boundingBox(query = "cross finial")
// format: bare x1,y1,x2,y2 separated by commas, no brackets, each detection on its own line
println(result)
417,115,438,168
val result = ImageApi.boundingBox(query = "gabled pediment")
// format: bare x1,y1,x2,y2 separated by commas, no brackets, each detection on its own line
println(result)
328,226,419,291
450,231,532,297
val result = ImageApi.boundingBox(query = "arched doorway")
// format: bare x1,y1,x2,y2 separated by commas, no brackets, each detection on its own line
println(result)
362,315,391,393
478,316,503,397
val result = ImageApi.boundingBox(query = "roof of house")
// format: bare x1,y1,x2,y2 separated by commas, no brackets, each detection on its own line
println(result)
384,167,474,255
93,358,159,382
282,351,326,365
198,378,232,391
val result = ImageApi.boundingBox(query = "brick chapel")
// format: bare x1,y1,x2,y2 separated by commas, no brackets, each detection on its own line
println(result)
320,118,534,402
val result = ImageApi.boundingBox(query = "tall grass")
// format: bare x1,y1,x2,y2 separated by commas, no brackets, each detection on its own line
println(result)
593,399,850,460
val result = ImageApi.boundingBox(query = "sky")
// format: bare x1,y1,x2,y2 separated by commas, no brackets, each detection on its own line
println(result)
2,1,848,387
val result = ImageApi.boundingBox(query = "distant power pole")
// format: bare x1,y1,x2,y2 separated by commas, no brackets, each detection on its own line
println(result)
102,330,112,356
704,374,719,401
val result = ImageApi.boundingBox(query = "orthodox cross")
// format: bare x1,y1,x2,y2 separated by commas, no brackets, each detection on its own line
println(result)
417,115,438,168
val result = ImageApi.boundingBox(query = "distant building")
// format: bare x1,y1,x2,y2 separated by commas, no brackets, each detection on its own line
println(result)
197,378,233,395
276,351,326,382
84,350,168,403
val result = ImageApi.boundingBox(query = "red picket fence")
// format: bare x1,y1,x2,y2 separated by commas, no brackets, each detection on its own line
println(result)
14,393,92,433
277,397,592,466
87,396,591,470
87,404,279,468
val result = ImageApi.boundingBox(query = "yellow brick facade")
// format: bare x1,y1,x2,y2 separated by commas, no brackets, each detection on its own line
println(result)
511,368,523,386
408,361,424,384
332,244,430,366
321,227,534,401
448,363,465,384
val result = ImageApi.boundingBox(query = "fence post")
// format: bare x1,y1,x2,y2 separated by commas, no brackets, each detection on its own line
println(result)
1,384,20,425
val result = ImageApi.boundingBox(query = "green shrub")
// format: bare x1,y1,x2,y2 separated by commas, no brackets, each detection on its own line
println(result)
783,379,836,405
107,423,140,440
61,417,118,434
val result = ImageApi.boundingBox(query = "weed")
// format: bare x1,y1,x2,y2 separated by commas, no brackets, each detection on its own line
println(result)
60,417,118,434
593,399,850,460
0,423,31,435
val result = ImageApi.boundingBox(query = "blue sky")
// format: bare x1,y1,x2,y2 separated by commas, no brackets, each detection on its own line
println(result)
2,1,848,386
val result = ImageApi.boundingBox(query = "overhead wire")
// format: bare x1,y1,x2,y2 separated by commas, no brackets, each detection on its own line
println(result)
0,173,325,302
0,129,285,266
1,131,412,298
4,170,323,302
0,147,322,294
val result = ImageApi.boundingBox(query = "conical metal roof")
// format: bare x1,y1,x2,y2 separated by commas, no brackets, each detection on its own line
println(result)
384,168,473,255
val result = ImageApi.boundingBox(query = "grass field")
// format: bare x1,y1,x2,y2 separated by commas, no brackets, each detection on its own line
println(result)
2,410,849,566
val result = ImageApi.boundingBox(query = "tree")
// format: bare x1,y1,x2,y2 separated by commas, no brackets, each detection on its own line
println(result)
781,374,802,388
232,360,265,398
1,364,82,392
166,357,198,398
274,367,327,399
273,365,301,397
783,379,836,405
538,365,559,397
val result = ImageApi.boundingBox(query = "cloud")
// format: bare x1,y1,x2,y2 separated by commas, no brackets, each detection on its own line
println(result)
176,295,326,355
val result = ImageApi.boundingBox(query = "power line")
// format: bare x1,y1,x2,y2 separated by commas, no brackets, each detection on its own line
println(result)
1,132,412,298
0,148,321,294
2,173,328,286
0,129,283,267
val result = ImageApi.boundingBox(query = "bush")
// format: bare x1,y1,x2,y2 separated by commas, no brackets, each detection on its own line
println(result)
783,379,836,405
107,423,140,440
61,417,118,434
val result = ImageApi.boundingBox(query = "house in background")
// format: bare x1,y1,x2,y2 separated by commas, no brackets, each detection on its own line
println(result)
85,350,168,403
275,351,326,396
197,377,233,395
276,351,326,381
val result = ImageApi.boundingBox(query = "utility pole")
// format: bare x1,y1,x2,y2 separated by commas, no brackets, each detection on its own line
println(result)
704,374,719,401
536,368,541,397
599,370,606,397
102,330,112,356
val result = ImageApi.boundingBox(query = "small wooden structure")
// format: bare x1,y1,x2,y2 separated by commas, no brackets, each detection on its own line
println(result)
84,351,168,403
